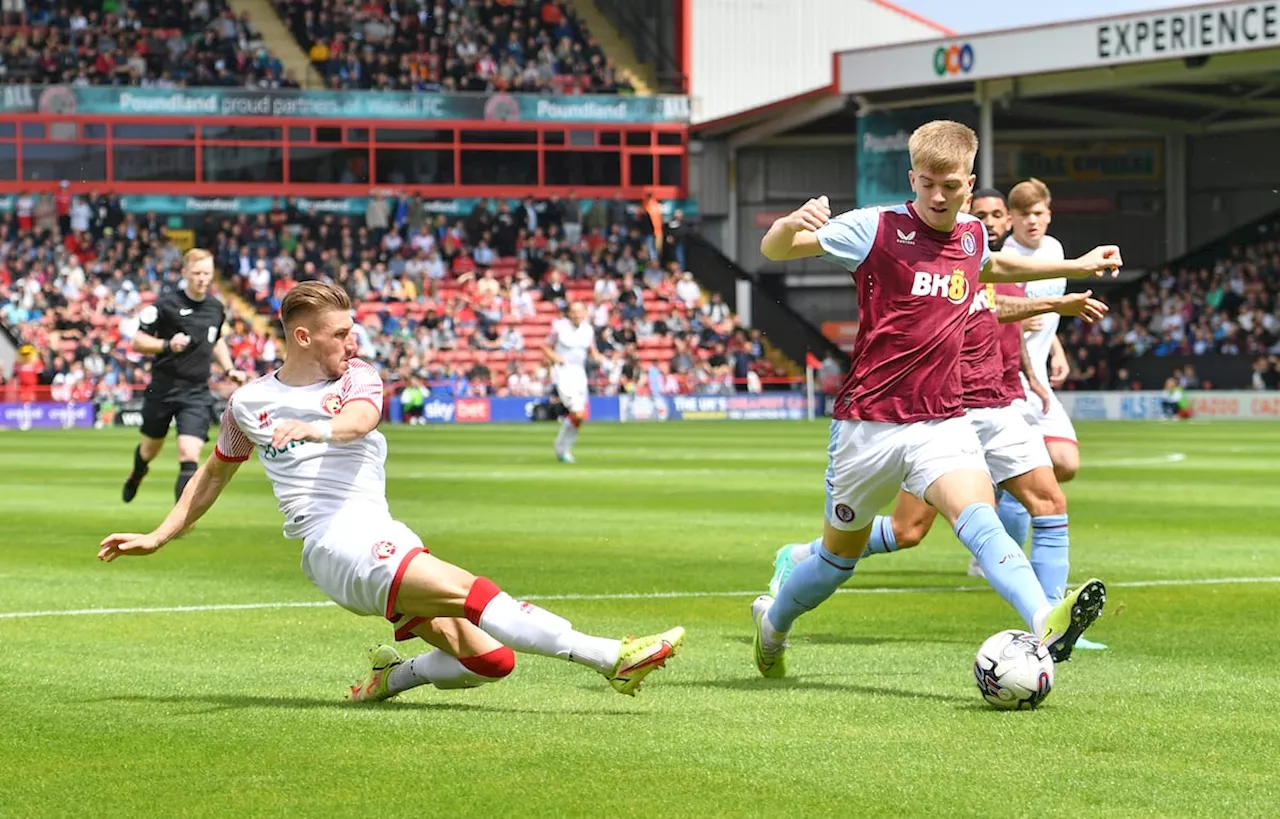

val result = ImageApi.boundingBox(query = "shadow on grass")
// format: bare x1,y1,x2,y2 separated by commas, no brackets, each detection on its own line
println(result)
90,693,636,717
666,676,974,705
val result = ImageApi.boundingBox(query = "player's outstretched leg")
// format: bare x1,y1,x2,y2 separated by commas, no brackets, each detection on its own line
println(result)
394,553,683,696
350,618,516,702
973,488,1032,578
1003,467,1107,651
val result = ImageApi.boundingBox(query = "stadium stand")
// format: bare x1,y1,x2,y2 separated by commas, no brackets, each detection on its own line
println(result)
0,0,297,88
206,195,781,398
270,0,634,93
1056,214,1280,391
1,195,782,404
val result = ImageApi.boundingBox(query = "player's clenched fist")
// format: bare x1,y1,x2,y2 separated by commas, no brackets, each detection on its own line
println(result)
785,195,831,232
1074,246,1123,278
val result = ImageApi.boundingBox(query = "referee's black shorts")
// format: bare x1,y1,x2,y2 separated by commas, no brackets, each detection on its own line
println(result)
139,384,215,441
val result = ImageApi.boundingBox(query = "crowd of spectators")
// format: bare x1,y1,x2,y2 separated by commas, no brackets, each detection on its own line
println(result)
0,191,271,407
208,193,781,399
0,0,299,89
274,0,634,94
1056,229,1280,391
1,191,783,409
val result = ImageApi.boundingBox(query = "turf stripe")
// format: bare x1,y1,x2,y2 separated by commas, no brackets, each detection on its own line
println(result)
1,575,1277,620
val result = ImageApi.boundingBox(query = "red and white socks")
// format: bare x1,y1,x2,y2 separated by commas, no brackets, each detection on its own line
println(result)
464,577,620,673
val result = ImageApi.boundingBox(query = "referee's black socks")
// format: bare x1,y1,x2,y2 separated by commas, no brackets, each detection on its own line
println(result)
176,461,198,501
132,445,149,477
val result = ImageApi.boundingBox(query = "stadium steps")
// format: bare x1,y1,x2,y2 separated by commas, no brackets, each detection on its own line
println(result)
216,274,279,340
566,0,655,95
227,0,327,89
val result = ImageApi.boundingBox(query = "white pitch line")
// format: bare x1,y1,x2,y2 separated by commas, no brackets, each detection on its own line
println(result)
0,576,1277,621
1089,452,1187,467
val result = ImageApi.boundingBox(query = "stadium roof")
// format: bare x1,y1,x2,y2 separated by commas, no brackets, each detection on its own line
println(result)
836,1,1280,135
700,1,1280,147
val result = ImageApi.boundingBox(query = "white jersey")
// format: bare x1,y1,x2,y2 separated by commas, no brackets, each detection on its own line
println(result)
215,359,388,541
1003,234,1065,388
548,317,594,378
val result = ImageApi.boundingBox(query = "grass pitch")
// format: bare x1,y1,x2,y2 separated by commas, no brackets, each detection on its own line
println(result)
2,420,1278,818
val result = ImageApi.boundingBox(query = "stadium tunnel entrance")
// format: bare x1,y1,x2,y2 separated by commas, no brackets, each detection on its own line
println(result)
691,1,1280,332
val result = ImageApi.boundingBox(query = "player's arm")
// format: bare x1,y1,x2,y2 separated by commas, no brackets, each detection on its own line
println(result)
996,291,1107,324
760,196,832,261
982,246,1123,283
99,403,253,561
540,328,563,366
271,362,385,447
212,337,249,384
1020,334,1052,414
1049,335,1071,388
132,303,189,354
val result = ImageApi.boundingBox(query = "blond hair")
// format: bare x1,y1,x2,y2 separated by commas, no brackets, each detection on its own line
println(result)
182,248,213,270
1009,178,1052,213
280,281,351,330
908,120,978,175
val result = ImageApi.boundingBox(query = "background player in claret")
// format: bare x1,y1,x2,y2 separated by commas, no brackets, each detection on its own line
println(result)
752,121,1118,679
122,249,247,504
542,300,601,463
98,282,684,701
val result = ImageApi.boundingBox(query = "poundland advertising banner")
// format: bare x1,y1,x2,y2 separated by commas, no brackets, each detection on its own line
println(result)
2,85,689,124
855,105,977,207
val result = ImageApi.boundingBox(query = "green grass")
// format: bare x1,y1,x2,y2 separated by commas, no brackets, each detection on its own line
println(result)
2,421,1278,818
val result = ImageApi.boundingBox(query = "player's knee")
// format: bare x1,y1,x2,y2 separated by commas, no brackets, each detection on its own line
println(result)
1053,461,1079,484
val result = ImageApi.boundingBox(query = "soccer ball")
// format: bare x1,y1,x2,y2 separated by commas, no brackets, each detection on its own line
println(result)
973,629,1054,710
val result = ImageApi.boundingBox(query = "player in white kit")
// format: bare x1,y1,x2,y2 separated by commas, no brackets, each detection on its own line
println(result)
1004,179,1080,481
541,301,600,463
99,282,685,700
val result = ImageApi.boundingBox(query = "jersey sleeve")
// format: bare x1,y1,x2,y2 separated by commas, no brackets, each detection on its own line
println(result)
340,360,384,413
214,397,254,462
816,208,881,272
545,320,561,347
979,223,992,270
137,299,165,337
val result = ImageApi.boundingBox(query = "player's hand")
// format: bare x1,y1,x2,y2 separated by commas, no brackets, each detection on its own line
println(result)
1056,291,1109,323
1023,316,1045,332
1049,350,1071,388
1073,246,1122,278
271,419,325,448
227,368,250,385
169,333,191,352
1029,377,1052,415
98,532,163,562
783,196,831,233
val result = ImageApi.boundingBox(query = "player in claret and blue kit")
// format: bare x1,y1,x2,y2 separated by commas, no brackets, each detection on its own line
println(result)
752,121,1117,679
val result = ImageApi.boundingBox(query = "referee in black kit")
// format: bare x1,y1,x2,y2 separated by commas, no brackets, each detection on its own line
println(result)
122,248,248,503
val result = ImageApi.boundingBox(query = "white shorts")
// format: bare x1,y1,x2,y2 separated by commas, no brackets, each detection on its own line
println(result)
555,369,588,415
966,405,1053,485
1012,389,1078,445
300,513,427,622
824,416,987,531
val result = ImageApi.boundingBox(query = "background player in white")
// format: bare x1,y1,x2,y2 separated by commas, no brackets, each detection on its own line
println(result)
1000,179,1105,650
98,282,684,700
541,300,600,463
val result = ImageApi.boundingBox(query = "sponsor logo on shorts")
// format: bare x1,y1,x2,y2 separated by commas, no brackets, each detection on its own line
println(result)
834,504,856,523
372,540,397,560
455,397,491,423
321,393,343,416
961,231,977,256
